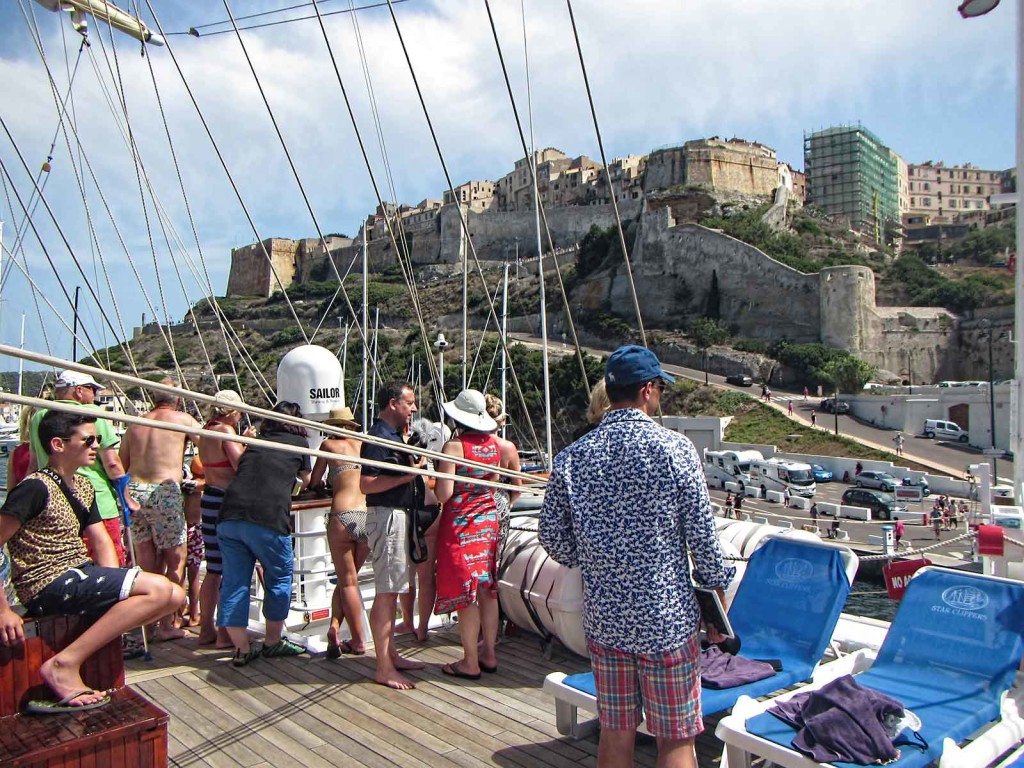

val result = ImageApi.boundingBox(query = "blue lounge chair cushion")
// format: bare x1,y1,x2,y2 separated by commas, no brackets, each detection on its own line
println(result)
563,538,851,717
747,567,1024,768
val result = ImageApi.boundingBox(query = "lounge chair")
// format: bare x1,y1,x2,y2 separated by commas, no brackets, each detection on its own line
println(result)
716,567,1024,768
543,536,858,738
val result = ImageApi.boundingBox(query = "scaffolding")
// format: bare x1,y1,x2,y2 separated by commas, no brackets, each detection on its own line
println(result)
804,124,901,242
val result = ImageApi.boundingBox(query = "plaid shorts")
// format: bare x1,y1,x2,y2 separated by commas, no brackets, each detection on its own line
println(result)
587,634,702,740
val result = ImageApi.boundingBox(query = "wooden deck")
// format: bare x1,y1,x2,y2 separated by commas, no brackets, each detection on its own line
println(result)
126,626,728,767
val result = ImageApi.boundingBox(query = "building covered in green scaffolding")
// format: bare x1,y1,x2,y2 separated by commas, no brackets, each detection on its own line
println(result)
804,124,901,243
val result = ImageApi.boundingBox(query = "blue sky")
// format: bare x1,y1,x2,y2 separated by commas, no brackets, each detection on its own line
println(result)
0,0,1016,373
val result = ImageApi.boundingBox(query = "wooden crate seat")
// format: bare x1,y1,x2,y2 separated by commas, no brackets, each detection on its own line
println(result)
0,615,168,768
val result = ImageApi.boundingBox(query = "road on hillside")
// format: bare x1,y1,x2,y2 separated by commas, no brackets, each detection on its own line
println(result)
508,333,1004,481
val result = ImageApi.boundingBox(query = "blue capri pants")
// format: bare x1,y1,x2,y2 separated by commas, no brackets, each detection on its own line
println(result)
217,520,294,628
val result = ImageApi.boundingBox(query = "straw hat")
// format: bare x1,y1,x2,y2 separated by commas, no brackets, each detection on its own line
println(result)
442,389,497,433
209,389,244,417
323,406,361,430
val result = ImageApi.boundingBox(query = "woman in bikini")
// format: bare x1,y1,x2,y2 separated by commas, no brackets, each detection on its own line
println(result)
197,390,253,646
310,407,367,658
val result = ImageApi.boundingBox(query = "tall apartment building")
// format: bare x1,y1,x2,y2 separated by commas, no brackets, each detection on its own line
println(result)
904,162,1006,225
803,124,901,242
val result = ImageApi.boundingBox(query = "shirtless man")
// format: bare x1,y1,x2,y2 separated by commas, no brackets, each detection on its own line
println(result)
118,381,201,641
0,410,183,712
197,390,253,646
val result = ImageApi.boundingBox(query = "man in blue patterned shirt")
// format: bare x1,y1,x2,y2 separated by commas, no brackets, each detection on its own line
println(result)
540,345,734,768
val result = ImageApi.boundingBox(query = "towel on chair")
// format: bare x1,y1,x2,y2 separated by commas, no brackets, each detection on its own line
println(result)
768,674,905,765
699,646,777,690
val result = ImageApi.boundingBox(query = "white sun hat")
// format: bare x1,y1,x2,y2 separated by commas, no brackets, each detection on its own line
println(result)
442,389,498,433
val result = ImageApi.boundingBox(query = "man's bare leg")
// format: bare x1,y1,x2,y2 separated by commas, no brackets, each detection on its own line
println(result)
370,592,416,689
656,737,697,768
396,584,415,636
597,729,636,768
39,573,184,705
154,544,187,640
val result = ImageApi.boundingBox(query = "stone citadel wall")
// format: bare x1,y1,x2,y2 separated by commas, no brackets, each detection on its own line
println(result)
604,207,960,382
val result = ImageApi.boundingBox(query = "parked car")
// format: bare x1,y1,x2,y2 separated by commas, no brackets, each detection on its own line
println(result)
725,374,753,387
841,488,908,521
922,419,969,443
855,470,899,492
819,398,850,414
810,464,833,482
901,476,930,497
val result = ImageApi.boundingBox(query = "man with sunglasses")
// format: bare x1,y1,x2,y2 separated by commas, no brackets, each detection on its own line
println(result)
540,345,734,768
29,370,136,567
0,410,184,713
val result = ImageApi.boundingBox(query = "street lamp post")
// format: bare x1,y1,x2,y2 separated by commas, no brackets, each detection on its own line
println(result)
980,320,999,480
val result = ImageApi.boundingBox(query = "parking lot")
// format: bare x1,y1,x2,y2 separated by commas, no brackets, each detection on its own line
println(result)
707,478,975,560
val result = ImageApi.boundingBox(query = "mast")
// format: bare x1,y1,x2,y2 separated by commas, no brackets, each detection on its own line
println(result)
361,233,369,431
31,0,165,45
370,306,380,424
500,261,509,439
522,5,554,470
17,314,25,397
72,286,81,362
461,214,468,391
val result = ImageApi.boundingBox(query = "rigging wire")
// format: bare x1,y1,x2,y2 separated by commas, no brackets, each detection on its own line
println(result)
220,0,380,361
381,0,544,457
90,20,192,392
564,0,646,346
302,0,445,403
174,0,409,37
141,0,314,350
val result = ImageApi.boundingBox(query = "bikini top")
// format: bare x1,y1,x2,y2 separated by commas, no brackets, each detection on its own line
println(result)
329,462,360,480
202,419,235,468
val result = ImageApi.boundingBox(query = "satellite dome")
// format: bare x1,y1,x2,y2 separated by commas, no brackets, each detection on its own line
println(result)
276,345,345,422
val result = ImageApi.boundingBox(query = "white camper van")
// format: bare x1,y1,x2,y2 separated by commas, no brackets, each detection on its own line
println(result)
749,457,817,498
703,449,763,491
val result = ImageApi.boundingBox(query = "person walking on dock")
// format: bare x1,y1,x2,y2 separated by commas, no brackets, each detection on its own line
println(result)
541,345,734,768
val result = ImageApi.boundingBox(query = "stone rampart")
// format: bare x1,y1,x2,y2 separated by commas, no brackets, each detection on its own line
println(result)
621,208,821,341
227,238,300,297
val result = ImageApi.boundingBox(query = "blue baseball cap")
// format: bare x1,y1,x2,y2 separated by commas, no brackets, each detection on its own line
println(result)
605,345,676,387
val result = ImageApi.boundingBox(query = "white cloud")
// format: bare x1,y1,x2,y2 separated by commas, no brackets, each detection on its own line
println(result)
0,0,1015,365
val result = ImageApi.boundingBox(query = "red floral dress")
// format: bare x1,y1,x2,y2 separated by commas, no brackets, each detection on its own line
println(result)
434,433,500,614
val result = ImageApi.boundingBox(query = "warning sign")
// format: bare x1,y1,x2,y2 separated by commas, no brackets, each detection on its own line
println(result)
883,558,931,600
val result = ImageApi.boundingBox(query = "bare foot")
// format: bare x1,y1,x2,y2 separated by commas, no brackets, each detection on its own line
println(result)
393,655,426,671
39,657,106,705
186,613,201,628
197,631,218,646
215,627,234,649
414,628,429,643
153,626,187,642
393,621,414,636
375,671,416,690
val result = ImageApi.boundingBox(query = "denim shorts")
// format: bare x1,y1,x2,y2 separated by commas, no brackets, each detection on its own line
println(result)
25,564,141,617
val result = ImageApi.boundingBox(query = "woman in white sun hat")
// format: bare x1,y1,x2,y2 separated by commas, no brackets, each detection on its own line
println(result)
434,389,501,679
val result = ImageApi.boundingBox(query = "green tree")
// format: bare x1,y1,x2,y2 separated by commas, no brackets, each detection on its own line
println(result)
688,317,730,384
820,356,876,394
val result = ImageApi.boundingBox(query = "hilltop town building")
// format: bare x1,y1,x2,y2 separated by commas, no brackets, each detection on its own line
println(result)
803,124,901,243
643,137,782,197
904,162,1008,225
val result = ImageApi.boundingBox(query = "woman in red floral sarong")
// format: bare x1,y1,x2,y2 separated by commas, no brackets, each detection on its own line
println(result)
434,389,501,680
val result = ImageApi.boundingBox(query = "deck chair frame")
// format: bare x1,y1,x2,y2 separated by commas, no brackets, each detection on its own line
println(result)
544,536,859,739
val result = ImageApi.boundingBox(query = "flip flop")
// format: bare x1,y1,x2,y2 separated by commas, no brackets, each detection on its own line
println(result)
326,640,365,658
480,662,498,674
25,690,111,715
441,662,481,681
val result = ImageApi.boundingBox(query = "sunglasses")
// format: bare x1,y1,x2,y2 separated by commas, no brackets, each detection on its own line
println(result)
60,434,98,448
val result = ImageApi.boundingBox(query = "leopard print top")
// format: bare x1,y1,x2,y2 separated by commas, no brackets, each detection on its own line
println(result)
5,472,95,605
